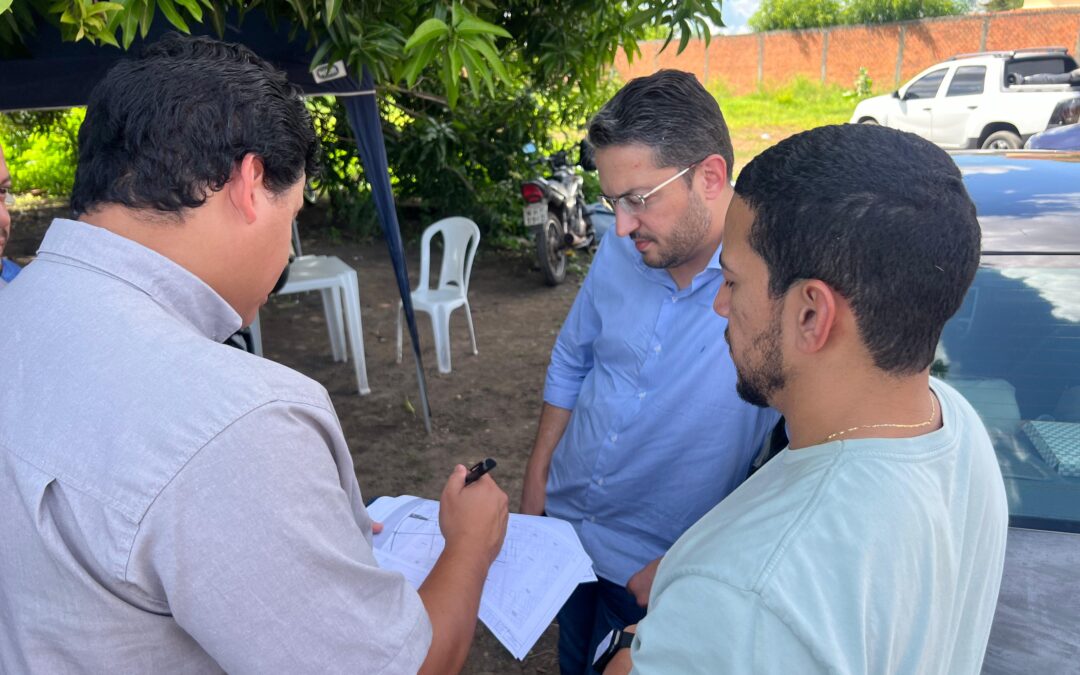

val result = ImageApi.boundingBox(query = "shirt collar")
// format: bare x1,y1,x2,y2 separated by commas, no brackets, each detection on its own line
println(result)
37,218,242,342
627,237,725,295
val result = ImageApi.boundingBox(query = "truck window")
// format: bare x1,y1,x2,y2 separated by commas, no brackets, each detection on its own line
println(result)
1005,57,1076,83
905,69,947,100
947,66,986,97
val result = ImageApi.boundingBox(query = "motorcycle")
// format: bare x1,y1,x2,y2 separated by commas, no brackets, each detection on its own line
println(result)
519,141,599,286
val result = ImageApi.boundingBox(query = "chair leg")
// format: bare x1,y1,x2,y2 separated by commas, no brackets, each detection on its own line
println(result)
396,301,404,364
464,301,478,356
320,287,345,362
249,313,263,357
340,271,371,395
433,305,453,374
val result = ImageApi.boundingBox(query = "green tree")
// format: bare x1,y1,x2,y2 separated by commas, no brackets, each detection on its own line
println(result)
750,0,971,31
982,0,1023,10
750,0,843,32
843,0,970,25
0,1,727,242
0,109,84,196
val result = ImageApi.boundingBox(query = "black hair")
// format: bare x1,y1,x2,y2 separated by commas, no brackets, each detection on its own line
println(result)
734,124,981,375
71,33,318,215
587,69,734,177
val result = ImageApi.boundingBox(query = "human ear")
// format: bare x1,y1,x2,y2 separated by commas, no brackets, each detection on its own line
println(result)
226,153,267,224
697,154,729,199
792,280,838,355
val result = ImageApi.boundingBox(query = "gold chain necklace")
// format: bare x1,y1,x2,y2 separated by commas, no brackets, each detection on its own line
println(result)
824,392,938,443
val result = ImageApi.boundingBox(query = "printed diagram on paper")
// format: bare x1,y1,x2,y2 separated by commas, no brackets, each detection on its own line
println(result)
369,495,595,660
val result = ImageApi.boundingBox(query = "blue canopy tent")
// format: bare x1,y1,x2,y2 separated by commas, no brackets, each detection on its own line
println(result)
0,12,433,432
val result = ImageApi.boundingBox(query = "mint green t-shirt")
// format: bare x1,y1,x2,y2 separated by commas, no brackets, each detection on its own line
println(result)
631,379,1009,674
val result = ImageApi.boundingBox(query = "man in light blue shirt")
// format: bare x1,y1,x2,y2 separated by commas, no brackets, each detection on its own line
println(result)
0,142,22,289
606,125,1008,673
520,70,779,673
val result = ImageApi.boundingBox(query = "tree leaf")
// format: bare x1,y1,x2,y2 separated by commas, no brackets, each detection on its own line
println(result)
403,17,448,53
0,0,12,15
455,16,511,39
458,41,493,96
323,0,339,25
140,0,156,37
157,0,189,33
174,0,202,22
469,37,510,85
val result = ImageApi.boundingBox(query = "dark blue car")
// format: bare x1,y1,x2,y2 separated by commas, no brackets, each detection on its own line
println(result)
1025,122,1080,150
945,151,1080,673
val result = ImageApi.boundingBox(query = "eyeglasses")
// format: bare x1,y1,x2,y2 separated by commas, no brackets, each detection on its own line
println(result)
1,187,13,208
599,162,698,215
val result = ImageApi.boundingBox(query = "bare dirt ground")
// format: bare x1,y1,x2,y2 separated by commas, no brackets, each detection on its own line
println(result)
9,203,580,673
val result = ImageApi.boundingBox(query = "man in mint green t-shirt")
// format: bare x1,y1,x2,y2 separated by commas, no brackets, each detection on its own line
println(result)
603,124,1008,674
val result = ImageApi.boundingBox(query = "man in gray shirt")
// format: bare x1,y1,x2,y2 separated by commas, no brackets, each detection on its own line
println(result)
0,34,508,674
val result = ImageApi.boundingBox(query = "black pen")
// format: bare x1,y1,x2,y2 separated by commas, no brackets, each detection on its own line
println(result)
464,458,497,485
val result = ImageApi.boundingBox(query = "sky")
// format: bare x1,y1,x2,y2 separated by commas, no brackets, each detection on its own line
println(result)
720,0,762,34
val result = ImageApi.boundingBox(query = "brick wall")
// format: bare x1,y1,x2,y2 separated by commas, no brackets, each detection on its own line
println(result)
613,8,1080,93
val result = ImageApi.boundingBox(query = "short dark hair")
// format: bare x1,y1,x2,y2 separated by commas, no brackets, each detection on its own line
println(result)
735,124,981,375
587,70,734,176
71,33,318,215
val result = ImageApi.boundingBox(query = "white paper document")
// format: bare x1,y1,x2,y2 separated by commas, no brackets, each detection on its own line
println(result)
368,495,596,660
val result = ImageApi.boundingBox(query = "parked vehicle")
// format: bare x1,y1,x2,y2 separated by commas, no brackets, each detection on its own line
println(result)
940,151,1080,673
520,142,596,286
1025,120,1080,150
851,48,1080,149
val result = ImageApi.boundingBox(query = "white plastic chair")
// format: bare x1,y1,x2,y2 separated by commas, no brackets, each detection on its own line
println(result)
396,217,481,374
250,254,371,395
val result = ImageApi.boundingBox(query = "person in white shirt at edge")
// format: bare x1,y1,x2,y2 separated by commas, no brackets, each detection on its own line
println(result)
0,34,507,674
602,124,1008,674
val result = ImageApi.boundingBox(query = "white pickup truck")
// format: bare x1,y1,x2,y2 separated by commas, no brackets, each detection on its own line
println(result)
850,47,1080,149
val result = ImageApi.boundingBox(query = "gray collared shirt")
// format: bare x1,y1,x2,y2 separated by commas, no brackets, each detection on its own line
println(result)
0,219,431,674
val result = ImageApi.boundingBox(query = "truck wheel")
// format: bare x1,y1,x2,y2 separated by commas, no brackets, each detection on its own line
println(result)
981,131,1022,150
859,118,878,125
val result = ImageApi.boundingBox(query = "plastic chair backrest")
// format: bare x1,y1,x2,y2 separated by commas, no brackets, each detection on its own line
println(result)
418,217,481,294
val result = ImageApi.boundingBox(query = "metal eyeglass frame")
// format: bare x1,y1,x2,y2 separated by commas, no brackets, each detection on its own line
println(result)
599,161,699,215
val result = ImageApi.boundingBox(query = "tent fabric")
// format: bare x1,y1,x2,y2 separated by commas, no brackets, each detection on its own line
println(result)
0,13,432,430
320,72,432,432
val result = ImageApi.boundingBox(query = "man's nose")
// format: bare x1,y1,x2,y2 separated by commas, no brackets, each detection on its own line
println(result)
713,284,731,317
614,206,639,238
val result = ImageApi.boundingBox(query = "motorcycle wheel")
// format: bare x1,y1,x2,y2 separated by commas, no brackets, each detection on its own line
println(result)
537,211,567,286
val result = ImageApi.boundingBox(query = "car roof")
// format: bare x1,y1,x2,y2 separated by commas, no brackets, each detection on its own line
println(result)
952,151,1080,255
947,47,1069,61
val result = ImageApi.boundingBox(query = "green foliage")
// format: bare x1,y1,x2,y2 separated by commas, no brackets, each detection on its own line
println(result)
0,0,728,246
749,0,842,32
843,67,874,99
982,0,1022,10
0,108,84,196
713,77,861,171
750,0,971,31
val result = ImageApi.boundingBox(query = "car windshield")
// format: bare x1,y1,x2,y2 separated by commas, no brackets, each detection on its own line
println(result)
936,258,1080,532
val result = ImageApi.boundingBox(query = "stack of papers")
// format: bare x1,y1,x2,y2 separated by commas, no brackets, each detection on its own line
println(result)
368,495,596,660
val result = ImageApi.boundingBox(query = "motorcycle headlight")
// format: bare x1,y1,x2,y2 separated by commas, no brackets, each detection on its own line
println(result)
1048,97,1080,126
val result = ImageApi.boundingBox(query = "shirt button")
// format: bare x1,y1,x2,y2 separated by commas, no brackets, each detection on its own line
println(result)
596,477,605,486
638,391,646,399
653,344,662,353
609,432,618,442
589,516,596,523
671,295,678,303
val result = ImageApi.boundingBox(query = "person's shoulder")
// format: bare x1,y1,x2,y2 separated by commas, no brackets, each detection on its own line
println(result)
187,339,334,413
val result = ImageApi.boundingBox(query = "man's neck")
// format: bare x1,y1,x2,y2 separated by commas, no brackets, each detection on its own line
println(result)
779,370,938,450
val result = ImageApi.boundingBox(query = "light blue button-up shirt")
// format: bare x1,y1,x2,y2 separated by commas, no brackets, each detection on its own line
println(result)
544,232,780,585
